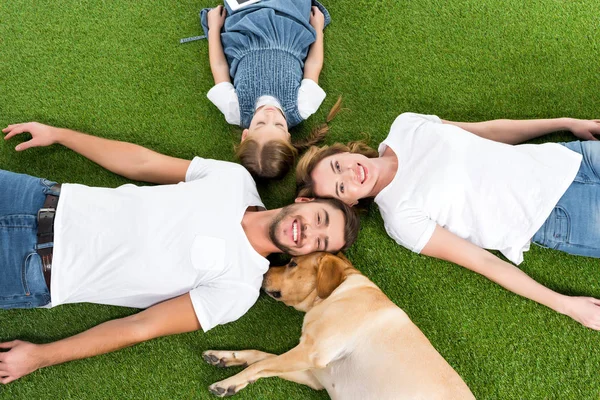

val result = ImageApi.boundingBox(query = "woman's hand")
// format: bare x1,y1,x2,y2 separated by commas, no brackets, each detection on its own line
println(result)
0,341,45,384
3,122,59,151
207,5,227,32
568,118,600,141
561,296,600,330
309,6,325,31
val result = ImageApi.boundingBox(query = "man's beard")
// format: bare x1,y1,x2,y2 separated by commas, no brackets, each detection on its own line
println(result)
269,203,299,255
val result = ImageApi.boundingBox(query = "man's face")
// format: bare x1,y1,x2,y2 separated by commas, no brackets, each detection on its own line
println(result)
269,199,346,256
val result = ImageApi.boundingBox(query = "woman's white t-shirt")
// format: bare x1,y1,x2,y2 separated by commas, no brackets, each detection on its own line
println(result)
375,113,582,264
51,158,269,332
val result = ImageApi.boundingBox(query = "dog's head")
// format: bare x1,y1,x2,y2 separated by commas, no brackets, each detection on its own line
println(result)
262,252,354,312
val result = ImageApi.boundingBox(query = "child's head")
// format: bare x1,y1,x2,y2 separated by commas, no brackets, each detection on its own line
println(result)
236,105,295,180
236,98,342,180
236,137,298,180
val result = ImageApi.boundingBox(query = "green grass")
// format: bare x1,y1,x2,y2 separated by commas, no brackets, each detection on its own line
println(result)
1,0,600,398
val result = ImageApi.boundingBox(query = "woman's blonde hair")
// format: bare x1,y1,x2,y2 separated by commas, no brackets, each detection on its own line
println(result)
235,97,343,180
296,139,378,206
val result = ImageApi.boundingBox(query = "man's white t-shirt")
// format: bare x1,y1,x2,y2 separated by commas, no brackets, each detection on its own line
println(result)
207,80,326,126
375,113,582,265
50,158,269,332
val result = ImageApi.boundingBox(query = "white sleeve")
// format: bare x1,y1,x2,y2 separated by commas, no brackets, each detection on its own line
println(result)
185,157,211,182
380,113,443,155
207,82,241,126
383,206,436,254
391,113,442,129
189,283,260,332
297,79,326,120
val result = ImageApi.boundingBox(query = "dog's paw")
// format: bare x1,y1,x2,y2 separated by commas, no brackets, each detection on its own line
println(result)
208,381,243,397
203,351,248,368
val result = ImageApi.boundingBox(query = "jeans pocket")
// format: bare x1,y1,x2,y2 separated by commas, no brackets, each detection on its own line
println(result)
0,251,49,309
547,206,571,249
23,252,50,305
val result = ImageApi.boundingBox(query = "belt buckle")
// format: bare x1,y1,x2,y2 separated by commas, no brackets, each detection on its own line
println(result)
38,207,56,221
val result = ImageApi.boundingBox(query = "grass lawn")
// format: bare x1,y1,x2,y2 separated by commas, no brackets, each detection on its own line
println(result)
1,0,600,398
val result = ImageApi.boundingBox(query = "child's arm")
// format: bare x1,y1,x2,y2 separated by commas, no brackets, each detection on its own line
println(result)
304,6,325,83
443,118,600,144
207,6,230,84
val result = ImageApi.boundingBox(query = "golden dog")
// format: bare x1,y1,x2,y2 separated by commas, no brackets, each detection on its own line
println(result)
203,252,475,399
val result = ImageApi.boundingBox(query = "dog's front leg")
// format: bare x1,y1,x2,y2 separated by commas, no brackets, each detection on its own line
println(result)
207,343,320,397
204,350,323,390
203,349,273,368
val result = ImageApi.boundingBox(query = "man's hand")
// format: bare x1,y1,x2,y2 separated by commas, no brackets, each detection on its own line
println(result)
561,296,600,330
0,294,200,384
568,118,600,141
309,6,325,31
0,341,44,384
207,5,227,32
3,122,58,151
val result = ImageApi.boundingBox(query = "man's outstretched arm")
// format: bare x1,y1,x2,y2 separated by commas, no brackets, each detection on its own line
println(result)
3,122,191,184
0,294,201,384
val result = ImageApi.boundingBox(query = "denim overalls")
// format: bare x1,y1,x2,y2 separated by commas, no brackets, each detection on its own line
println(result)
200,0,331,128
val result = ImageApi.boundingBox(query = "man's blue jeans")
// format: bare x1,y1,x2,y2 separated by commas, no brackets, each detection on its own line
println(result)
533,141,600,257
0,169,57,308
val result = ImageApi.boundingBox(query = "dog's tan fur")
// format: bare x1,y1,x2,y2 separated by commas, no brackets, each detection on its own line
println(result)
204,252,475,399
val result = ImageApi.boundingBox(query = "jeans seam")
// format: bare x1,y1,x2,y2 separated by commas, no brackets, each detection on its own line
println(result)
582,147,600,181
557,242,600,250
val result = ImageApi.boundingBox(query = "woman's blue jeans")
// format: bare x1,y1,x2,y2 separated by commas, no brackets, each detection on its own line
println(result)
532,141,600,258
0,169,57,308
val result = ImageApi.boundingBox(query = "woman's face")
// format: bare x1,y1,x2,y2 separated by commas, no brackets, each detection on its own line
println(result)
310,152,379,206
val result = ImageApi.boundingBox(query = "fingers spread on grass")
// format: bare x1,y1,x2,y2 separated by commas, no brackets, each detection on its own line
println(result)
0,341,16,350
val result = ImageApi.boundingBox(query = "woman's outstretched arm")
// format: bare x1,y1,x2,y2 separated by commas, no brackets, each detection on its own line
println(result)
421,225,600,330
443,118,600,144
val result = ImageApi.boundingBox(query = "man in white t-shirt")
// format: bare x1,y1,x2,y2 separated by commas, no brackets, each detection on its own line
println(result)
0,122,360,384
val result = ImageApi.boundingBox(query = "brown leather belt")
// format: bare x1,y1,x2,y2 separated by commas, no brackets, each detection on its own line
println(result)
37,184,61,293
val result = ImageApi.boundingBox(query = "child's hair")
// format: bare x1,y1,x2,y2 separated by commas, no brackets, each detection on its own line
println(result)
235,97,343,180
296,138,379,208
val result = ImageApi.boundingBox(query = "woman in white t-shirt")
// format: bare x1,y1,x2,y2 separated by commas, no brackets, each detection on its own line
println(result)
296,112,600,330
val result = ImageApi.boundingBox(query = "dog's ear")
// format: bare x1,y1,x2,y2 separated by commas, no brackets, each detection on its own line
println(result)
335,252,351,265
316,254,345,299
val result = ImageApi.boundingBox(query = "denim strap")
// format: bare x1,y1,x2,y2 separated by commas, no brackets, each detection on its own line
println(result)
180,35,206,44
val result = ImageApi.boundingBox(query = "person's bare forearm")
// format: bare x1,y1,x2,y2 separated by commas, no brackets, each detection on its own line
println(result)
54,128,171,181
35,315,149,370
303,30,324,82
475,251,566,313
444,118,573,144
208,29,230,84
0,295,201,383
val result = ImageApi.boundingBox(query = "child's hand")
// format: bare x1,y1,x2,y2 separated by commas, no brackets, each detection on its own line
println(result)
208,5,227,32
309,6,325,31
